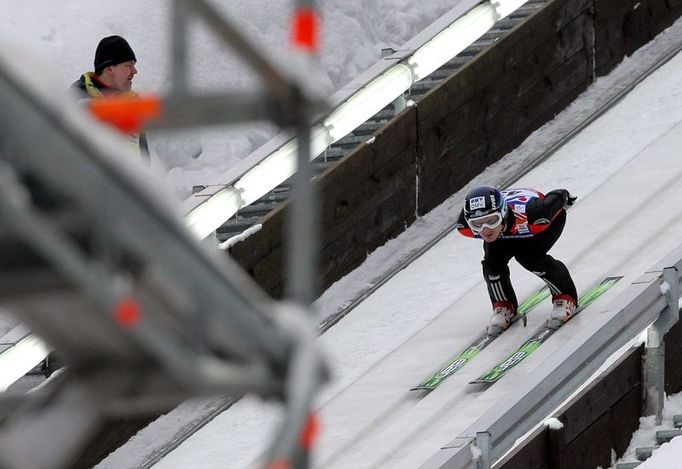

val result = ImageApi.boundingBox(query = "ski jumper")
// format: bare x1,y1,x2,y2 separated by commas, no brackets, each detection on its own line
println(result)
457,188,577,311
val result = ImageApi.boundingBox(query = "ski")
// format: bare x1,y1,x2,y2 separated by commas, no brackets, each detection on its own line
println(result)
411,285,551,391
471,276,622,384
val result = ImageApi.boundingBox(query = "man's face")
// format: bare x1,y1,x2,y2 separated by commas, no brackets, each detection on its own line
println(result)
480,224,504,243
107,60,137,92
467,212,505,243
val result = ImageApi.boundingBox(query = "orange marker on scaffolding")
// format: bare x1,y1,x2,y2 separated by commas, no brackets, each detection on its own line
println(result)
291,8,319,52
88,94,162,134
114,297,142,329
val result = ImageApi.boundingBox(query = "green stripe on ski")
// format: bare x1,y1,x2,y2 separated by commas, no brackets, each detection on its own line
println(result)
577,276,621,309
414,335,492,390
412,285,550,391
518,286,551,316
472,276,622,384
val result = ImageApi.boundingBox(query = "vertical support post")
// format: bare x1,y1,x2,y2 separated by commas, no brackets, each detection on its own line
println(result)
546,420,566,469
172,0,189,95
381,48,406,115
643,338,665,425
285,2,319,468
288,122,316,307
475,431,492,469
287,0,319,308
393,91,407,115
644,266,680,424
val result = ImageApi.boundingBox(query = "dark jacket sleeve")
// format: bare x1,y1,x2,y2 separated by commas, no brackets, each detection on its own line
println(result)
526,189,570,225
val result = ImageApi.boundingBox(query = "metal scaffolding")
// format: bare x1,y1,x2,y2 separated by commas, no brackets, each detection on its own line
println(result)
0,0,328,467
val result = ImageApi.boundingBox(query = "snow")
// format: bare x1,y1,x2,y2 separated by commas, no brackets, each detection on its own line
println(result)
544,418,564,431
218,223,262,250
96,13,682,469
614,392,682,468
0,0,458,198
4,1,682,468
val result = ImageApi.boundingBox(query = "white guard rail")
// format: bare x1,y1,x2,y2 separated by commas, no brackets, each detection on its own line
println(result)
421,242,682,468
184,0,535,239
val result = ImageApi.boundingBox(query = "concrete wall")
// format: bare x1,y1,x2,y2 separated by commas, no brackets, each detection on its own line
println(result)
499,348,642,468
416,0,595,214
229,109,418,297
228,0,682,299
595,0,682,75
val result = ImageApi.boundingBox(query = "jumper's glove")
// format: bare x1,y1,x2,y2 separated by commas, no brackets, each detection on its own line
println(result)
563,190,577,210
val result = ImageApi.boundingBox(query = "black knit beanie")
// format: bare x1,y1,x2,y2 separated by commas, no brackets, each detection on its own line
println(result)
94,36,137,74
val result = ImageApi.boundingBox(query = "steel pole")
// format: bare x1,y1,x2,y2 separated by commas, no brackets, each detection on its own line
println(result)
285,4,319,468
644,266,680,424
287,122,316,306
172,0,189,95
287,0,319,307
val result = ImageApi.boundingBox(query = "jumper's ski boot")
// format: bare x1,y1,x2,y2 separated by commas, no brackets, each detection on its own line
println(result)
548,295,577,328
487,302,516,335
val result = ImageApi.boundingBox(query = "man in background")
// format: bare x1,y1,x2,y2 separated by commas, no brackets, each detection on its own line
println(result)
71,35,150,162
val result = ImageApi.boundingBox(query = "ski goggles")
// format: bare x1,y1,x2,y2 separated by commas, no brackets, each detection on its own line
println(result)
466,212,503,232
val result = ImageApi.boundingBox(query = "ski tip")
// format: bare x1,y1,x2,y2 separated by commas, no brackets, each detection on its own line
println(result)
410,385,434,392
469,379,494,385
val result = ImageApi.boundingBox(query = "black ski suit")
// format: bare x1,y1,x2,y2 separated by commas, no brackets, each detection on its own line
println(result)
457,188,577,311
